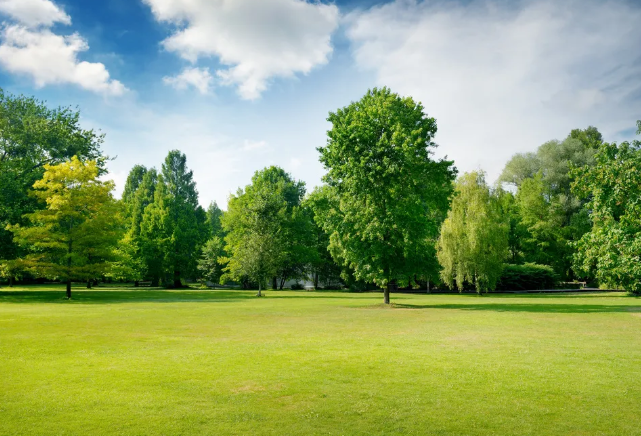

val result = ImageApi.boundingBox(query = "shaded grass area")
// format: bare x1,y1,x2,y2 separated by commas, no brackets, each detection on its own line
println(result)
1,285,641,435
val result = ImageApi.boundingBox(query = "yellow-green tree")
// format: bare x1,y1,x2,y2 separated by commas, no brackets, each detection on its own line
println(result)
437,171,509,294
7,157,122,298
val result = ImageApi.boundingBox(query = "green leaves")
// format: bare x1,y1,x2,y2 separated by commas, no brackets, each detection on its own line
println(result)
317,88,456,295
7,157,122,284
571,129,641,293
0,88,105,263
438,171,509,293
221,166,312,290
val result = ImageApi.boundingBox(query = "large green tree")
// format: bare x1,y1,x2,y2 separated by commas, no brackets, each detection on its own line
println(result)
7,157,121,298
437,171,509,293
317,87,456,304
571,122,641,293
0,89,104,264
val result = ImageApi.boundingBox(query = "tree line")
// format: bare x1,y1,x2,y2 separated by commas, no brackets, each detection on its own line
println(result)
1,87,640,302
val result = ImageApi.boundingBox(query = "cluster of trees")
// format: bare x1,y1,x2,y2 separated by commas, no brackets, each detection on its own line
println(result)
2,86,641,301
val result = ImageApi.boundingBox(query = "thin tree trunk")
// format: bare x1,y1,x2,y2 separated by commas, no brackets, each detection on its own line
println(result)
66,237,73,299
427,279,430,294
9,276,13,287
272,277,277,290
314,272,319,290
384,283,391,305
256,281,262,297
173,270,181,288
279,277,285,290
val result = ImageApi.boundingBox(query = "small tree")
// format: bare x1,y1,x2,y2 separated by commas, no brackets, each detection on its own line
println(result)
221,177,287,297
197,236,225,286
7,157,122,298
437,171,509,293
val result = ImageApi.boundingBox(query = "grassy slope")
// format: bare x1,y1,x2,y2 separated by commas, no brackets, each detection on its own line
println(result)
1,285,640,435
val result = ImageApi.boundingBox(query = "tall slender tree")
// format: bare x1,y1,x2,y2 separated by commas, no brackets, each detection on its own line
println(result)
140,151,206,287
437,171,509,294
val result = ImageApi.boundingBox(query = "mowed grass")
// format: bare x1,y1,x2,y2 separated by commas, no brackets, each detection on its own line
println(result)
1,286,641,435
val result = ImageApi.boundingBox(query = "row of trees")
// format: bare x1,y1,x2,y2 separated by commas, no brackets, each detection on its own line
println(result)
2,86,641,301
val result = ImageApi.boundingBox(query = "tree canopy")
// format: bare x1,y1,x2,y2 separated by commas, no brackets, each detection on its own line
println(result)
0,89,105,263
571,128,641,293
7,157,121,297
317,87,456,303
438,171,509,293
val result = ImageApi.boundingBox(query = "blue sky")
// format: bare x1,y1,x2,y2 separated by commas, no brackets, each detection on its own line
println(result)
1,0,640,208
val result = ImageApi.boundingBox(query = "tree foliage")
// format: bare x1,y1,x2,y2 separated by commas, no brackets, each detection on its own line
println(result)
437,171,509,293
139,151,207,287
7,157,121,297
0,89,104,262
317,87,456,303
221,167,296,295
572,127,641,293
499,127,600,278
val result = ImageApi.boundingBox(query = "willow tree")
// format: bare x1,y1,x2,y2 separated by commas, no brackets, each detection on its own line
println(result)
317,87,456,304
437,171,509,294
7,157,121,298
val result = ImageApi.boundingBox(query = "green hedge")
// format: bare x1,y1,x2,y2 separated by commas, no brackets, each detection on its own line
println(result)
496,263,559,291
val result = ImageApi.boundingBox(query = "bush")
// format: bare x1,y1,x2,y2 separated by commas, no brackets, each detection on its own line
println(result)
289,283,305,290
496,263,559,291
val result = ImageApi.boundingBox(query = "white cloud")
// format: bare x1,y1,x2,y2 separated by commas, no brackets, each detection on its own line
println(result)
242,139,268,151
144,0,340,99
163,67,213,94
0,25,126,96
289,157,302,169
0,0,70,27
347,0,641,181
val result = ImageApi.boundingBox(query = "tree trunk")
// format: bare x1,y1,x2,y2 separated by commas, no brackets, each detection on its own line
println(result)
279,277,285,290
173,270,182,288
66,280,72,299
427,279,430,294
314,272,319,290
86,280,92,289
256,281,262,297
272,277,277,290
9,276,13,288
384,284,391,305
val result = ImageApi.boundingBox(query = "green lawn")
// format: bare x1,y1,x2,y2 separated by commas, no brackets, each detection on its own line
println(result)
1,286,641,435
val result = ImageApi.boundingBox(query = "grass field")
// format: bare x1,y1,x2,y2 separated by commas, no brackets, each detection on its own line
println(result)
1,285,641,435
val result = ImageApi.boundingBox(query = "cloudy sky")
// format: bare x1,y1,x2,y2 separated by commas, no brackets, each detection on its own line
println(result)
1,0,640,208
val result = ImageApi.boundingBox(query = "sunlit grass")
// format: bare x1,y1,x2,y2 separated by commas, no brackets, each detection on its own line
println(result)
1,285,640,435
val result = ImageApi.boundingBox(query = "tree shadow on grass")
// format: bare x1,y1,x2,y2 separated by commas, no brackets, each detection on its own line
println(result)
0,290,257,304
0,289,371,304
392,302,641,314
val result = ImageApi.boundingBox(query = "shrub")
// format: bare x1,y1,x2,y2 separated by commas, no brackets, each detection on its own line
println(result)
289,283,305,290
496,263,559,291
